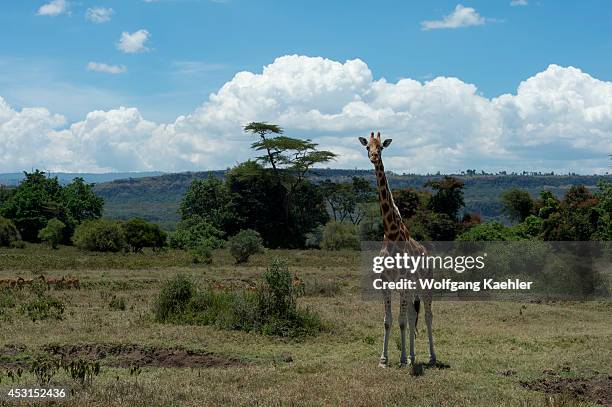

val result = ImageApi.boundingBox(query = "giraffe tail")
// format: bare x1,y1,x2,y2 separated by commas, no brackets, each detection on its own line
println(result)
414,297,420,335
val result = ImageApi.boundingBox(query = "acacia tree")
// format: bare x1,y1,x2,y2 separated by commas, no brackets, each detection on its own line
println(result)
242,122,337,247
244,122,337,187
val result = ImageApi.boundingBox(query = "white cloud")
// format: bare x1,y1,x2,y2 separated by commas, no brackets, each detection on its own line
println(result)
87,62,127,74
421,4,487,30
37,0,69,17
1,56,612,174
117,30,150,54
510,0,528,6
85,7,113,23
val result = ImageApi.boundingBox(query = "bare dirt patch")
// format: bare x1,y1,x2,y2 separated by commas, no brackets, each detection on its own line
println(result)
521,375,612,406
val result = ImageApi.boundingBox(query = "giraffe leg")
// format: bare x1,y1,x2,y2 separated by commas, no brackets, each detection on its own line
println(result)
398,291,409,366
379,289,392,368
424,294,436,365
407,295,417,366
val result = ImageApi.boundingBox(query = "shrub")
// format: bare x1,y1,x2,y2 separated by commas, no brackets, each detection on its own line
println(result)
168,215,225,250
37,218,65,249
456,222,517,241
20,295,65,321
153,274,195,322
73,219,126,252
9,240,26,249
0,217,20,247
304,225,324,249
108,295,127,311
320,221,360,250
227,229,264,263
153,259,323,337
122,218,166,253
190,242,213,264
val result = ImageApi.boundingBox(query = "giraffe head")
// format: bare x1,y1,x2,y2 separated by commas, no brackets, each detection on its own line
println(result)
359,132,392,164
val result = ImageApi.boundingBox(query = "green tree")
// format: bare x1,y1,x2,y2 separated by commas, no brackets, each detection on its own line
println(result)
321,177,375,225
244,122,337,183
37,218,65,249
456,222,517,241
425,176,465,220
593,180,612,240
61,177,104,224
168,215,225,250
122,218,167,252
180,175,238,233
242,122,337,248
500,188,534,222
0,170,65,241
393,188,428,220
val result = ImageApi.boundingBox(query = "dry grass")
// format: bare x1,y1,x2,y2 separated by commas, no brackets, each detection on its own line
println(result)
0,246,610,406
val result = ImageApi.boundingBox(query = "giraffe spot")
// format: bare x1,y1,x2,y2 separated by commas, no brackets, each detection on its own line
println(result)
381,203,390,212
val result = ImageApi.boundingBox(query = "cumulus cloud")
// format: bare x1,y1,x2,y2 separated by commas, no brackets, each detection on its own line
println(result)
510,0,528,6
1,56,611,174
117,30,150,54
37,0,69,16
86,62,127,74
421,4,487,30
85,7,113,23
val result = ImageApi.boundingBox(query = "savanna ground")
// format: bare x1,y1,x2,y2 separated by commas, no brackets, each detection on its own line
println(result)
0,246,610,406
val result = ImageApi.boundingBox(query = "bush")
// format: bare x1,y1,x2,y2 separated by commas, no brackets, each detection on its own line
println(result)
320,221,360,250
73,219,126,252
168,215,225,250
122,218,167,253
0,217,20,247
20,295,65,321
9,240,26,249
456,222,517,241
152,259,323,338
108,295,127,311
304,225,324,249
190,242,213,264
227,229,264,263
153,274,195,322
37,218,65,249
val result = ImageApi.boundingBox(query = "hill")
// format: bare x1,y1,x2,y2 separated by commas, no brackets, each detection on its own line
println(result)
92,170,611,230
0,171,164,186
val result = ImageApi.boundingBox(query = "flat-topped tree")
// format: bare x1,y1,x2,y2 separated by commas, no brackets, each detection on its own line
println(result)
244,122,337,186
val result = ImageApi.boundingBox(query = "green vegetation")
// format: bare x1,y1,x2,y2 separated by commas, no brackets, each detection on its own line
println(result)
168,215,225,250
122,218,166,253
321,221,360,250
0,171,102,242
92,171,610,231
227,229,264,263
153,259,322,337
73,219,126,252
0,216,20,247
38,218,65,249
0,246,609,406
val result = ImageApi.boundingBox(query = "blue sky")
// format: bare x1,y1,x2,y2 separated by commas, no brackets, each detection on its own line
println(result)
0,1,611,174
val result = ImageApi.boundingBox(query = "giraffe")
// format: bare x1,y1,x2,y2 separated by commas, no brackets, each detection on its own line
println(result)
359,131,436,367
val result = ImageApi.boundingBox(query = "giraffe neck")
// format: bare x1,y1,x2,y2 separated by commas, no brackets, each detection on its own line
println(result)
374,160,405,241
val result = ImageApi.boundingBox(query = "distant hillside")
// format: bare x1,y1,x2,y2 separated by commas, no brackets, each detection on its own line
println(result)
0,171,165,186
93,170,611,230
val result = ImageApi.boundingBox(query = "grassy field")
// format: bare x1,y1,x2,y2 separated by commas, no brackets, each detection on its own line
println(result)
0,245,610,406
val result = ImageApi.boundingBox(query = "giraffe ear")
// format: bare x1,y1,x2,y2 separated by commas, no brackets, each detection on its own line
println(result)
358,137,368,146
382,139,393,148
